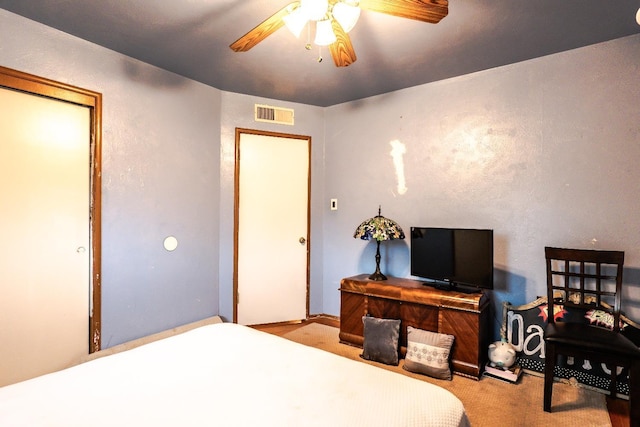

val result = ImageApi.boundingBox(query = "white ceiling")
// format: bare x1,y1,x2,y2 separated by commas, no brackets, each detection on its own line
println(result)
1,0,639,106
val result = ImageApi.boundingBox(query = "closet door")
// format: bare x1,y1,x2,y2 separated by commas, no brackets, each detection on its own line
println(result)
0,86,90,386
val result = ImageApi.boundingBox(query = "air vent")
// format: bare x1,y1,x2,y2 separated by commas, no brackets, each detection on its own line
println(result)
255,104,294,125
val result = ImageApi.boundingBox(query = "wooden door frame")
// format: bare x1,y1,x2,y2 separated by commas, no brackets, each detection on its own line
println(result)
233,128,311,324
0,65,102,352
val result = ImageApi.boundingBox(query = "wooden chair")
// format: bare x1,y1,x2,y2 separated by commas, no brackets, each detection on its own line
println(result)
543,247,640,426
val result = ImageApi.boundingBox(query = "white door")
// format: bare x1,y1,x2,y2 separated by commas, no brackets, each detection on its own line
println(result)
236,131,309,325
0,87,90,386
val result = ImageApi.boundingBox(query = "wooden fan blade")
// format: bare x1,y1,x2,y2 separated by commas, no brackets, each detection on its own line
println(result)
229,2,298,52
359,0,448,24
329,20,357,67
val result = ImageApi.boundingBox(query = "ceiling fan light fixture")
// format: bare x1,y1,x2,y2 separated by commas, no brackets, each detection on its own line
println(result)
332,1,360,33
300,0,329,21
230,0,449,68
283,6,309,37
314,19,337,46
636,7,640,25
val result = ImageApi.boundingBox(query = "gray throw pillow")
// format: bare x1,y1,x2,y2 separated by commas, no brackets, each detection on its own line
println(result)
360,316,401,365
403,326,455,380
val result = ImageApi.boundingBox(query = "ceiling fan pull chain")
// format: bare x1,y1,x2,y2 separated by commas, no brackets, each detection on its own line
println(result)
305,24,312,50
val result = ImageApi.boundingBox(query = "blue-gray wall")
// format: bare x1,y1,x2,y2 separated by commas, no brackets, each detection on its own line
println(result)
1,9,222,347
2,8,639,346
323,35,640,336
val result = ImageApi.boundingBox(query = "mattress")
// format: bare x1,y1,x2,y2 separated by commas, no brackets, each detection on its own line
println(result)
0,322,470,427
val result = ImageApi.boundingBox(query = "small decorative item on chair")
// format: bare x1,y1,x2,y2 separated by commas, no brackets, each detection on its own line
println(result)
353,206,405,281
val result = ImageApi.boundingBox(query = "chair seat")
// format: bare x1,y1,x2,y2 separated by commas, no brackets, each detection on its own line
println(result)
545,322,640,359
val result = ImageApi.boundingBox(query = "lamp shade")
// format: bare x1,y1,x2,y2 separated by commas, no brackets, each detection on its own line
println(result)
301,0,329,21
332,1,360,33
354,211,405,242
283,6,309,38
314,19,337,46
354,207,405,280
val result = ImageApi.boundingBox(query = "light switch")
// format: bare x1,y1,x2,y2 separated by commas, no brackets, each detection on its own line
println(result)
330,199,338,210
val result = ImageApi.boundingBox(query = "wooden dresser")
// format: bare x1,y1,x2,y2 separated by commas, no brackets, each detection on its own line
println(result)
339,274,491,379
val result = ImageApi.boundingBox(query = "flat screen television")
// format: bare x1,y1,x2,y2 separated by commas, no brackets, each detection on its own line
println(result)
410,227,493,292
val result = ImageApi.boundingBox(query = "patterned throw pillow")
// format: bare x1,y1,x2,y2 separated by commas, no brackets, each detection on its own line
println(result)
360,316,401,366
403,326,455,380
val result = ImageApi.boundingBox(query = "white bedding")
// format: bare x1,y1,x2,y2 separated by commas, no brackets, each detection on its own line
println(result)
0,322,470,427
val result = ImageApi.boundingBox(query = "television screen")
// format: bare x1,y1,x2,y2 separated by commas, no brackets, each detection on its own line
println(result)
410,227,493,291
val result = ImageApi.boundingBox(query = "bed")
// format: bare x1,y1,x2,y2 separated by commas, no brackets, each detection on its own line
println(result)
0,320,470,427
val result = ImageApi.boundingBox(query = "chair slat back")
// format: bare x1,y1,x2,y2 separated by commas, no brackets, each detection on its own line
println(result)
545,247,624,332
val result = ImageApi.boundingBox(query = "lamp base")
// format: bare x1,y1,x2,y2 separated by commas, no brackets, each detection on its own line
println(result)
368,271,387,281
369,240,388,280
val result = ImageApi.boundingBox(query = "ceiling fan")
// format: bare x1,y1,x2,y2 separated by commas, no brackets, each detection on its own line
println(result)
229,0,449,67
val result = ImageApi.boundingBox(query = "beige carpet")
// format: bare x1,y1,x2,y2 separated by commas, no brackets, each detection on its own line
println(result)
282,323,611,427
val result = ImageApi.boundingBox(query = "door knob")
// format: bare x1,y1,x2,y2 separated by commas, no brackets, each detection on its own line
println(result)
299,237,306,244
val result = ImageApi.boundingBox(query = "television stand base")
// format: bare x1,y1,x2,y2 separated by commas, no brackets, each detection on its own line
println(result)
452,285,482,294
423,281,482,294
